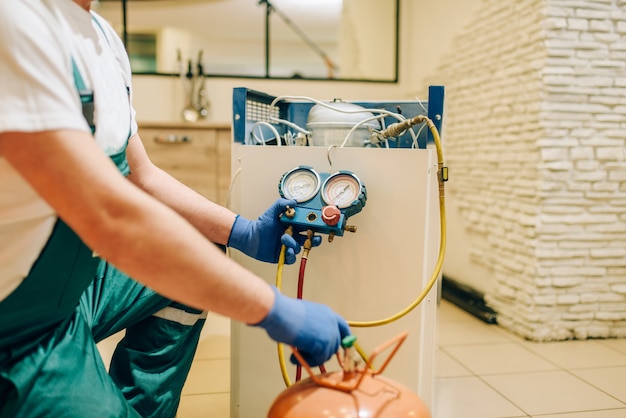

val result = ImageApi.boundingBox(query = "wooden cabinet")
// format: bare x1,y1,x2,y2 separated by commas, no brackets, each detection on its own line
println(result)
138,123,231,205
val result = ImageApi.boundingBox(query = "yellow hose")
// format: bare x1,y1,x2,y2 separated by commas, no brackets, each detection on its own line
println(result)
275,244,293,387
348,121,446,327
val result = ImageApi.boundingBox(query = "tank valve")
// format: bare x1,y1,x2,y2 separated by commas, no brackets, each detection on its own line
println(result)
341,335,358,375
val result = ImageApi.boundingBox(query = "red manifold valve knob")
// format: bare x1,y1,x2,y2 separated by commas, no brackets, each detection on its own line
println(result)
321,205,341,226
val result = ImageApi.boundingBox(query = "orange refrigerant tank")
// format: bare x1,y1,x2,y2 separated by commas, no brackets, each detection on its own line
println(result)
267,332,431,418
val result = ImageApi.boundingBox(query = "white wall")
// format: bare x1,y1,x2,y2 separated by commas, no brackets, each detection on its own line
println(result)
418,0,626,341
405,0,485,98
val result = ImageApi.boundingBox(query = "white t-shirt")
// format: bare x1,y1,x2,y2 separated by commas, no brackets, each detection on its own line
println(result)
0,0,138,301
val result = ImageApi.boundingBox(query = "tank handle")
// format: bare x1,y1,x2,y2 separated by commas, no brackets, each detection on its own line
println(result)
366,330,409,377
291,331,409,393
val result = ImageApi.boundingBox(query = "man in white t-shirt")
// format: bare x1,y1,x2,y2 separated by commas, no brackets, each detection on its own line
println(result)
0,1,350,417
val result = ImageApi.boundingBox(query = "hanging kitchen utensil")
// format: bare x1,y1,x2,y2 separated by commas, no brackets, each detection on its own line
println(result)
181,58,199,122
195,50,209,119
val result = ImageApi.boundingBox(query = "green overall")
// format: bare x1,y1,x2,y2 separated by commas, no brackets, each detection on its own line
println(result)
0,58,206,418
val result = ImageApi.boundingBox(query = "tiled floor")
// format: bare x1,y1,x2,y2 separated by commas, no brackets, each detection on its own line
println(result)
98,301,626,417
177,332,230,418
434,300,626,418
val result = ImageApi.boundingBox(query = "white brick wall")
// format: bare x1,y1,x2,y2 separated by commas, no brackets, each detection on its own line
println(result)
427,0,626,341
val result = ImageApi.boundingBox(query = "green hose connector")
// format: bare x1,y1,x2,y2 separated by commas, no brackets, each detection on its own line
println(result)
342,335,357,349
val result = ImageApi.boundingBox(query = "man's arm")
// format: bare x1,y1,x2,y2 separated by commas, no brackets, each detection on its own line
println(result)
0,130,273,323
124,134,321,264
124,133,237,245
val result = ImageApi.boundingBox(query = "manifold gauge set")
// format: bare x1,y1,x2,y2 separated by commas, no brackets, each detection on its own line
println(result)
278,166,366,238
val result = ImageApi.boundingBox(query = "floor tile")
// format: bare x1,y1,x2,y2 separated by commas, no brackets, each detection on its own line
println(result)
182,358,230,395
435,349,473,378
443,342,557,375
194,335,230,361
438,300,480,323
535,409,626,418
571,366,626,403
600,338,626,355
433,376,526,418
438,320,513,346
482,370,624,416
177,393,230,418
522,340,626,369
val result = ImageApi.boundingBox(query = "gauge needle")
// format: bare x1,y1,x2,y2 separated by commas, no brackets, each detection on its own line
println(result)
335,185,350,200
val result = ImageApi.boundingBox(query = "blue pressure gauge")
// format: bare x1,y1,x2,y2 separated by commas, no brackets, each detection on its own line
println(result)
278,166,366,237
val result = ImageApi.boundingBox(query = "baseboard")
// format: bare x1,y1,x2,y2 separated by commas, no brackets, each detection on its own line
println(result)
441,275,497,324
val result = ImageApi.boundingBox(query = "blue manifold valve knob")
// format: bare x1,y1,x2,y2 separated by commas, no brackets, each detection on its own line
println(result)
278,166,366,238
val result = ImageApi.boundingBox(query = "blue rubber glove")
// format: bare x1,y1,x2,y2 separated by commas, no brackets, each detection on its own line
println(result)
253,286,351,367
227,198,322,264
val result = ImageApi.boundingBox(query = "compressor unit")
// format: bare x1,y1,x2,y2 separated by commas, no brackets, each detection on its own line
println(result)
228,86,445,417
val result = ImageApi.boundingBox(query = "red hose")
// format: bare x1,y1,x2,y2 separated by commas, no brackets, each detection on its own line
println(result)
295,256,307,382
297,257,307,299
295,244,326,382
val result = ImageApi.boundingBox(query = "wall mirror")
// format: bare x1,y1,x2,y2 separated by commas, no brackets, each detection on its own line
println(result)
95,0,399,82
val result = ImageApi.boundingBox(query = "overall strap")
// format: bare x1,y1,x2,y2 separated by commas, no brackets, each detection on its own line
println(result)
71,15,132,175
71,58,95,134
90,14,133,140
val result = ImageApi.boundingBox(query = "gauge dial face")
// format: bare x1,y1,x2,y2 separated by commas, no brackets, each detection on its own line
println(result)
322,173,362,209
280,167,321,203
